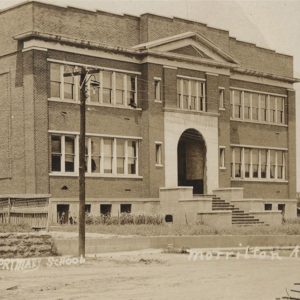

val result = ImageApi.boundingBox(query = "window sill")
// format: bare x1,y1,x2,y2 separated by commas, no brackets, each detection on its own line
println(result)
154,100,162,103
155,164,164,168
49,173,143,179
48,98,142,111
231,178,288,183
219,167,226,170
230,118,288,127
163,107,219,117
219,107,225,111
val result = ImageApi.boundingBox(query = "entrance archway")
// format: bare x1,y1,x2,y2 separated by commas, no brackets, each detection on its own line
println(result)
177,129,206,194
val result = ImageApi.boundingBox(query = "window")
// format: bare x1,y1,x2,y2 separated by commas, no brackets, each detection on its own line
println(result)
278,204,285,212
50,134,140,177
154,78,161,102
260,149,267,179
177,77,206,112
120,204,131,214
230,88,287,125
51,135,76,173
233,90,242,119
50,63,61,98
49,63,138,108
219,147,225,169
244,148,250,178
85,204,91,214
100,204,112,216
269,96,276,123
116,139,125,174
127,140,138,175
270,150,276,179
244,92,251,120
102,70,113,104
219,88,225,109
277,97,285,124
264,203,272,211
252,93,259,121
260,95,268,122
252,149,259,178
155,142,163,166
231,146,287,181
103,138,113,174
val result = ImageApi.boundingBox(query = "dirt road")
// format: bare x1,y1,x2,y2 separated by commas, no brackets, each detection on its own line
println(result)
0,250,299,300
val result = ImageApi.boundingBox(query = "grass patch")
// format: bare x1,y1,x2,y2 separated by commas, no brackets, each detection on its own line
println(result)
50,219,300,236
0,223,31,233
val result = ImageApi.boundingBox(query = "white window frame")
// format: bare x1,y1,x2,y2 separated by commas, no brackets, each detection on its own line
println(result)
49,133,141,178
230,87,287,126
176,76,206,112
154,77,162,103
155,142,163,167
230,145,287,182
219,87,225,110
49,62,138,109
219,146,226,169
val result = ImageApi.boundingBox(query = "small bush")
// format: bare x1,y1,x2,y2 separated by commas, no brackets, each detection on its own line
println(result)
85,213,163,226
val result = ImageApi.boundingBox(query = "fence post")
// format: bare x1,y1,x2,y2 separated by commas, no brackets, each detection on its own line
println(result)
7,197,11,224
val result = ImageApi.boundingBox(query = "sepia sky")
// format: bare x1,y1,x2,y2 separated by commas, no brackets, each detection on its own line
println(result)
1,0,300,190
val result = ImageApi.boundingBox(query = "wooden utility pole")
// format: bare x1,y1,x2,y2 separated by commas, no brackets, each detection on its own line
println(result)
78,68,87,257
64,66,100,258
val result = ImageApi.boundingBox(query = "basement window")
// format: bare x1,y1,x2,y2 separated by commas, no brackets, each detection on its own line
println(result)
120,204,132,214
264,203,272,211
100,204,112,216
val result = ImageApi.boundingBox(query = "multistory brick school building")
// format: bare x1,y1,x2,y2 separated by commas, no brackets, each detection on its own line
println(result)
0,1,298,225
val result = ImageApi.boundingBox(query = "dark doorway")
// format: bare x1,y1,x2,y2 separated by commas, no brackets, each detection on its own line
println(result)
57,204,69,224
177,129,206,194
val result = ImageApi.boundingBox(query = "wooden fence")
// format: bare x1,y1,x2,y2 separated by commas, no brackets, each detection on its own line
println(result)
0,196,50,228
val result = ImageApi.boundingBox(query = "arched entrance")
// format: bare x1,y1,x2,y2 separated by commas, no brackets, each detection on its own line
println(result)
177,129,206,194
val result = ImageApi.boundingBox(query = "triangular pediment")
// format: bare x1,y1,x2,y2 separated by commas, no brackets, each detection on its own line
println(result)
133,32,239,66
169,45,210,59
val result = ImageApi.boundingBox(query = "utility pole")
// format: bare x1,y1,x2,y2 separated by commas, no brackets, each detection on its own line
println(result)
78,68,87,257
64,66,100,258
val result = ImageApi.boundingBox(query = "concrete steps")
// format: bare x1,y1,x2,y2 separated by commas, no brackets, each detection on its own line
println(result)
212,197,264,226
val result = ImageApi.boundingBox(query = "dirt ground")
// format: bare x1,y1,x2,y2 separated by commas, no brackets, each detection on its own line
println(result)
0,249,299,300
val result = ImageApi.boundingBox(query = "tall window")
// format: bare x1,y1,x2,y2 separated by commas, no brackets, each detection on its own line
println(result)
155,142,163,166
244,148,250,178
219,147,225,169
49,63,138,108
177,77,206,112
154,78,161,102
51,135,75,173
219,88,225,109
230,88,287,125
102,71,113,104
116,139,125,174
269,96,276,123
260,149,267,178
231,146,287,181
252,149,259,178
103,139,113,174
233,90,242,119
252,93,259,121
127,140,138,175
50,64,61,98
244,92,251,120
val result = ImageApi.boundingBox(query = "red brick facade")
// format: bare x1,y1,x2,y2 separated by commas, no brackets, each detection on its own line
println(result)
0,1,297,211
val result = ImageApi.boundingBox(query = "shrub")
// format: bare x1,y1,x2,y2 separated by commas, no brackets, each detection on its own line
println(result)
85,213,163,225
